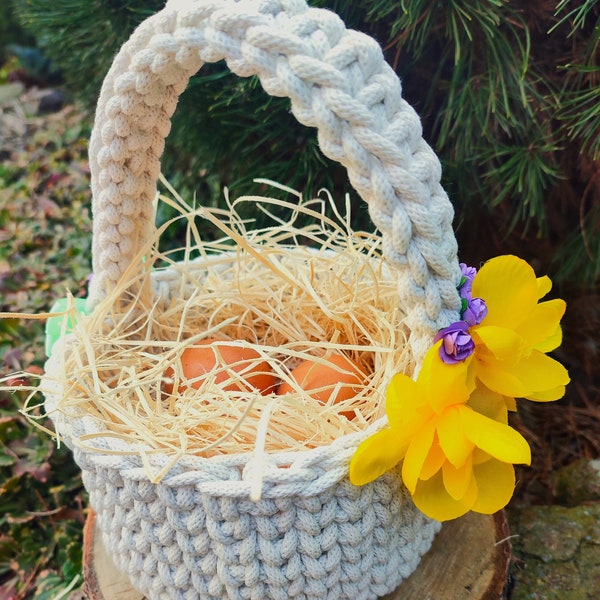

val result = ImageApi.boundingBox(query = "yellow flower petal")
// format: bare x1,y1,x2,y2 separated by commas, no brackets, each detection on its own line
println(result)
420,436,446,480
525,385,567,402
419,342,473,412
459,406,531,465
412,469,478,521
442,454,474,501
472,447,493,465
349,428,408,486
474,358,530,397
472,325,523,363
385,373,423,429
533,324,562,353
510,350,570,398
519,299,566,349
402,421,436,494
537,275,552,299
478,348,570,400
470,458,516,514
505,396,518,412
466,385,509,424
472,255,538,330
436,406,474,468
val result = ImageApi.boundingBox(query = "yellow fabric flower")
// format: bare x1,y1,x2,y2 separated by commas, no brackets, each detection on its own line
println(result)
349,344,531,521
469,255,569,401
349,254,568,521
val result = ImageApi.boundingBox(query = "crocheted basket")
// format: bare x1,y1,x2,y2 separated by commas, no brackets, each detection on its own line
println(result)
43,1,464,598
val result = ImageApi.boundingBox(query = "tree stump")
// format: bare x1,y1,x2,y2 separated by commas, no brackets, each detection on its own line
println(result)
83,510,510,599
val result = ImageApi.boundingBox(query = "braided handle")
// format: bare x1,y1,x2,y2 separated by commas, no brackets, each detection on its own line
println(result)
88,0,462,363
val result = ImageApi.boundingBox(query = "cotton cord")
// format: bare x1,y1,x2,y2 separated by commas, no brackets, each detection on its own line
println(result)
88,0,462,364
44,345,440,599
53,1,464,597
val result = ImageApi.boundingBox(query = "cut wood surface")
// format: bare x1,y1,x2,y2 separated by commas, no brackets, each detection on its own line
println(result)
384,511,511,599
83,510,510,600
83,511,144,600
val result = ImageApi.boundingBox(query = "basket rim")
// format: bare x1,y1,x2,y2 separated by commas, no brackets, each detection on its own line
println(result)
43,338,390,496
43,238,405,484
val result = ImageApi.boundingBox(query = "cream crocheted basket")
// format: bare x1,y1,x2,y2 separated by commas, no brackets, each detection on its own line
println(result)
43,0,464,598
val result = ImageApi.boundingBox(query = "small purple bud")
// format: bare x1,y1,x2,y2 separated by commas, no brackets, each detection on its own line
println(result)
460,263,477,282
459,263,477,300
434,321,475,364
463,297,488,326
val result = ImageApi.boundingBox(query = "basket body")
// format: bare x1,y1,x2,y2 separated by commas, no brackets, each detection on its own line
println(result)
45,342,440,600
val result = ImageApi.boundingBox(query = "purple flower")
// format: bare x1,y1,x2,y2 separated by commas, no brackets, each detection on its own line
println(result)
434,321,475,364
459,263,477,300
463,297,488,326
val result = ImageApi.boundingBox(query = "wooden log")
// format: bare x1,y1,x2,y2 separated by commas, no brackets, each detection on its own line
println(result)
83,511,144,600
385,511,511,600
83,510,510,600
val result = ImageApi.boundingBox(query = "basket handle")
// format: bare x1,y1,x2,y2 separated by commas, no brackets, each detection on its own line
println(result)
88,0,461,363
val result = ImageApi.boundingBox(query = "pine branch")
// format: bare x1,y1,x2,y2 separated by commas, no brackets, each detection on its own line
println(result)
553,206,600,284
552,3,600,159
11,0,162,104
478,134,563,233
553,0,600,34
558,69,600,159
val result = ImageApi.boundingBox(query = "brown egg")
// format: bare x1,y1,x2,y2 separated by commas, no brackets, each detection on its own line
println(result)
277,353,366,419
164,338,276,395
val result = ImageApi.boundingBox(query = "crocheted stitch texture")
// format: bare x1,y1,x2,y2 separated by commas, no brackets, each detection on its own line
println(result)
45,0,465,597
88,0,462,364
44,351,441,599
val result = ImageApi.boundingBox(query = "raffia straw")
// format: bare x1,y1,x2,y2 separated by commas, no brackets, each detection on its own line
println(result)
22,181,414,468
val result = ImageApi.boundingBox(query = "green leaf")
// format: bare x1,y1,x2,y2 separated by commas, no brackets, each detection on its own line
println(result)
0,446,16,467
33,570,78,600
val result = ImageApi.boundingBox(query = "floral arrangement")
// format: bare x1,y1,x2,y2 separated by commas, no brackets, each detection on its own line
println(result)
349,254,570,521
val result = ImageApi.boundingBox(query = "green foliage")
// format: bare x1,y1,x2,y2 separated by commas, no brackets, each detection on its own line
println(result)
4,45,62,86
554,0,599,32
0,382,85,600
10,0,600,285
0,103,91,598
554,206,600,282
11,0,162,103
0,1,35,62
559,75,600,159
552,1,600,162
0,116,92,305
363,1,559,230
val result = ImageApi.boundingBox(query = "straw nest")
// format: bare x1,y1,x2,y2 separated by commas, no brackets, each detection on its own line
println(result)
37,181,414,461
